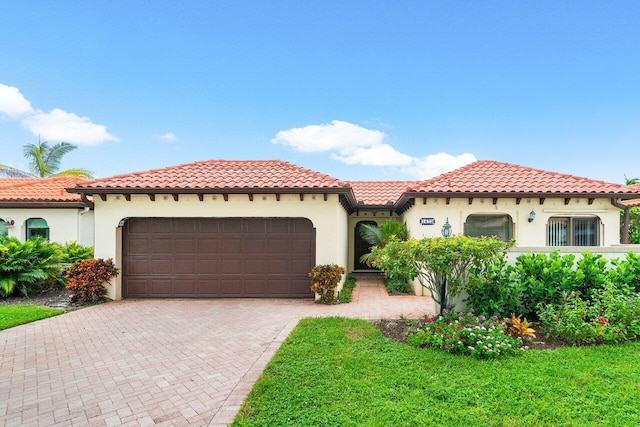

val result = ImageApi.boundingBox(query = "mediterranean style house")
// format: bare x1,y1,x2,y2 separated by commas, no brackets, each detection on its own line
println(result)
63,159,639,300
0,176,94,246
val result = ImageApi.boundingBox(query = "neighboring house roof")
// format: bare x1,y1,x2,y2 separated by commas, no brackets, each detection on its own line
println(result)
69,160,357,207
0,176,90,208
407,161,639,197
622,183,640,207
349,181,419,207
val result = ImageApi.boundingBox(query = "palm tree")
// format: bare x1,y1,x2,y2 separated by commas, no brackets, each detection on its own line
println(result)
359,219,409,265
0,164,35,178
624,174,639,185
22,140,93,178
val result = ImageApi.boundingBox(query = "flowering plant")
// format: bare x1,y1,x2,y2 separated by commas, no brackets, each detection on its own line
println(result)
407,309,524,359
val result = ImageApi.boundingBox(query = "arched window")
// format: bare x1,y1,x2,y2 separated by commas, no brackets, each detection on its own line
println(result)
547,216,600,246
464,214,513,242
26,218,49,240
0,220,7,237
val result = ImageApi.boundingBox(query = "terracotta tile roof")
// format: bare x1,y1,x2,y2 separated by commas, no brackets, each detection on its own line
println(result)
622,183,640,207
408,161,640,196
72,160,351,191
0,176,88,203
349,181,419,206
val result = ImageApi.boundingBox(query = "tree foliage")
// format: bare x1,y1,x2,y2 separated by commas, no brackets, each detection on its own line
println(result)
22,140,93,178
371,235,514,312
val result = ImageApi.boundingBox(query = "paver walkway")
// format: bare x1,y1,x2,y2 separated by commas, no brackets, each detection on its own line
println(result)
0,278,433,426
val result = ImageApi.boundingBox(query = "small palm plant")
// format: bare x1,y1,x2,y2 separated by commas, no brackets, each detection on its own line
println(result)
359,219,409,265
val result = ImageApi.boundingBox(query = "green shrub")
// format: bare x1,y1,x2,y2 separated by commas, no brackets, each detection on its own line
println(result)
60,241,94,265
608,252,640,292
309,264,345,303
408,309,524,359
338,276,356,303
0,237,64,297
466,257,525,318
537,283,640,346
384,277,412,294
65,258,119,302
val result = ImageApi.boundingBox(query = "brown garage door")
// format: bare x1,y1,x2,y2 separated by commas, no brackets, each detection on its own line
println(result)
122,217,316,298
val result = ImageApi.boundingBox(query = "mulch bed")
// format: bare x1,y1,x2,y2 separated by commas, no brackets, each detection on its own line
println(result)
372,318,565,351
0,287,107,312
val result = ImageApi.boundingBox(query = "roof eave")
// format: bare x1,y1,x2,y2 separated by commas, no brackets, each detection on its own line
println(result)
0,201,89,209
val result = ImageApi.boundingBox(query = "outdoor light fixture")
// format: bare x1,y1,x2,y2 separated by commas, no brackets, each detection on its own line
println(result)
528,210,536,223
3,217,14,226
441,218,452,238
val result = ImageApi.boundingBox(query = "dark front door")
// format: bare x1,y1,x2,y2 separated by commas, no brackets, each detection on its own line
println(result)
354,220,377,270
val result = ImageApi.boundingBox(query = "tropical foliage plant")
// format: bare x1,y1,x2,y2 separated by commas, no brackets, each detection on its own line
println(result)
309,264,345,303
0,238,93,298
0,237,63,297
65,258,118,302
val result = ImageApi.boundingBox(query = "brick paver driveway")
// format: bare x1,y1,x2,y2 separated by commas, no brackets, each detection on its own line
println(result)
0,281,432,426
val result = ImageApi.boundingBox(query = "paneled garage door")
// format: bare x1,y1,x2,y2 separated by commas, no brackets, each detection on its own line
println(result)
122,217,316,298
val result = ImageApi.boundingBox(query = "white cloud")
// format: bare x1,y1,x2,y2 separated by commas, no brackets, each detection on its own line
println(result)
273,120,476,177
22,108,118,145
403,152,477,180
272,120,385,152
0,83,34,116
331,144,413,166
156,132,177,142
0,82,117,144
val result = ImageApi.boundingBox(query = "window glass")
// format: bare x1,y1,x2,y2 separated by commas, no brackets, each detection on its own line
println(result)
464,214,512,241
547,216,599,246
26,218,50,240
0,220,7,237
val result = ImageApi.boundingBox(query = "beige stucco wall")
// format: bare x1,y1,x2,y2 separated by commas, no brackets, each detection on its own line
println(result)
400,196,622,296
403,196,620,246
0,208,94,246
92,193,349,300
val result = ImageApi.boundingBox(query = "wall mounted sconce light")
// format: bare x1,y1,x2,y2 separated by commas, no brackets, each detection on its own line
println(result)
4,217,15,226
441,217,452,238
528,210,536,223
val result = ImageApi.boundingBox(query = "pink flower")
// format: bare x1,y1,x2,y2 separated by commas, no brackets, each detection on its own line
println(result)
444,343,451,348
426,317,433,323
455,325,463,330
442,308,449,313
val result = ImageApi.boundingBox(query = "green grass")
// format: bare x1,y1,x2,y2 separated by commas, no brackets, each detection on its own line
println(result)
233,317,640,427
338,276,357,303
0,305,64,330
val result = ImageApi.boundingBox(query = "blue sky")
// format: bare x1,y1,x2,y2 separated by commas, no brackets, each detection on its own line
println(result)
1,1,638,183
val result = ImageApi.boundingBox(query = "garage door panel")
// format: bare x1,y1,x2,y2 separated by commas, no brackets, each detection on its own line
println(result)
123,217,315,298
150,218,173,233
174,259,195,274
150,280,174,296
197,259,218,274
220,238,242,253
175,238,196,253
292,259,313,274
150,239,173,254
221,219,242,233
149,259,174,274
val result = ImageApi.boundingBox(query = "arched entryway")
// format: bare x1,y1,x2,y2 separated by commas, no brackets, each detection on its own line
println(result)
354,220,378,270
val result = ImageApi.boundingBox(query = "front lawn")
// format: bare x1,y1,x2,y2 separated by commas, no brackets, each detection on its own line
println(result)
233,317,640,426
0,305,64,330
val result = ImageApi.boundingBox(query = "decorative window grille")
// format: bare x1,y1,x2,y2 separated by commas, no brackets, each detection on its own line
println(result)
463,214,513,242
547,216,599,246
